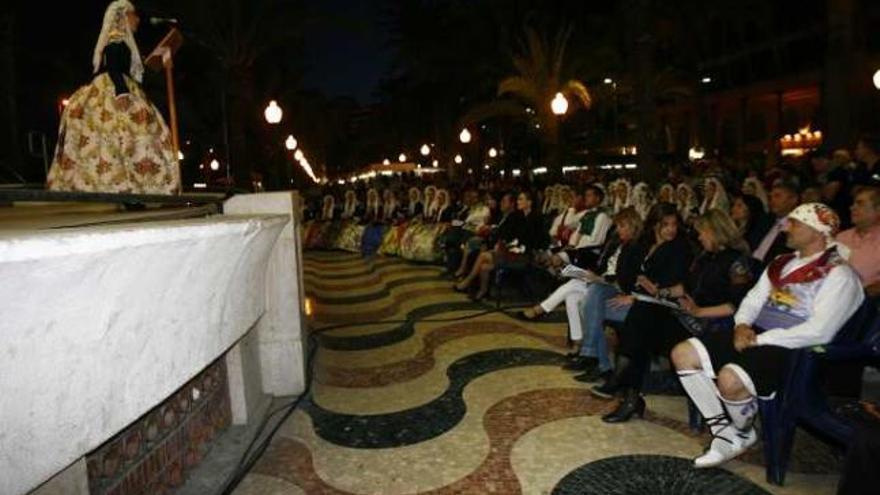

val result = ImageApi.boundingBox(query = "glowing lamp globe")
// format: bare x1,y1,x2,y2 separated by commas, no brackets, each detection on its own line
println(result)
551,92,569,116
264,100,283,124
285,135,298,151
459,128,472,144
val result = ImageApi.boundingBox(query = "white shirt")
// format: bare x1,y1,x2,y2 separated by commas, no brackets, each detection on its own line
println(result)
734,250,865,349
752,217,785,262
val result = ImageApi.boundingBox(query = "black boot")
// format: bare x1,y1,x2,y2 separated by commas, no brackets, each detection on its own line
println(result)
602,388,646,423
590,356,629,399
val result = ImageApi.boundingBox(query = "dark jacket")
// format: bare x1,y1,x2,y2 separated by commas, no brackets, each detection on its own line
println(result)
743,212,773,252
639,235,693,289
687,247,753,308
596,236,650,294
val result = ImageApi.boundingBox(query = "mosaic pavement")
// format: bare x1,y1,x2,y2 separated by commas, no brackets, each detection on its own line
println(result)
234,251,842,495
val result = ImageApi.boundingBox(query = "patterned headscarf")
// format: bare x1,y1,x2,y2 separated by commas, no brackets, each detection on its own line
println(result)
700,177,730,214
93,0,144,82
787,203,840,239
742,177,769,212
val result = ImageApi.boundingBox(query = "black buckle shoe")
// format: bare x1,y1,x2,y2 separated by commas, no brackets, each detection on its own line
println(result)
574,368,612,383
562,356,597,371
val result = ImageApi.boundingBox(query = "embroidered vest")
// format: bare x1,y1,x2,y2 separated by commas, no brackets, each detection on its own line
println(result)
578,208,607,237
753,247,844,330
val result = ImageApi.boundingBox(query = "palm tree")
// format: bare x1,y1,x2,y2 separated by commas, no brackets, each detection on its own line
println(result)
461,24,591,177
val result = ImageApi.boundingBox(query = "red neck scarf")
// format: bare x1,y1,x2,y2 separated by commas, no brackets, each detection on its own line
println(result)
767,247,841,287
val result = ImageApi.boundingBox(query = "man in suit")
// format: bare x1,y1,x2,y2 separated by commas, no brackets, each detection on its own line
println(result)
752,181,799,266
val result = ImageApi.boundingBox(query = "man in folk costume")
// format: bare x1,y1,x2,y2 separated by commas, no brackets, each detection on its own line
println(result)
47,0,180,194
550,185,612,270
671,203,864,468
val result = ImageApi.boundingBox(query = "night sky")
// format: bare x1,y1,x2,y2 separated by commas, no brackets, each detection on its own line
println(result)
300,0,390,102
10,0,389,136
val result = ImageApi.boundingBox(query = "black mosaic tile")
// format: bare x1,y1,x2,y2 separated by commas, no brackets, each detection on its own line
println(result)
303,347,566,448
552,455,771,495
316,300,490,351
311,275,441,305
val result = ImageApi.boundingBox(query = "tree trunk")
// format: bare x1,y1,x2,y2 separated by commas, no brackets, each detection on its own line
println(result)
226,65,258,191
823,0,855,149
623,0,659,181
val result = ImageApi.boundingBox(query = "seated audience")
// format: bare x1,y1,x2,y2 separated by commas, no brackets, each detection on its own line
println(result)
730,193,772,252
596,209,752,423
587,203,694,398
670,203,863,468
836,186,880,298
752,181,799,266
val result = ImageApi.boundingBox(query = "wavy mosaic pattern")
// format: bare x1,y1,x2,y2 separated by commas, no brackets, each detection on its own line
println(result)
233,252,840,495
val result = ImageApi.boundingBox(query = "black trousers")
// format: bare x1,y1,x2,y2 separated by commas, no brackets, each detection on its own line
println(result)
616,301,692,389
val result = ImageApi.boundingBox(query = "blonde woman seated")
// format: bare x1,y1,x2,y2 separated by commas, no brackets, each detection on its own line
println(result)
520,208,646,360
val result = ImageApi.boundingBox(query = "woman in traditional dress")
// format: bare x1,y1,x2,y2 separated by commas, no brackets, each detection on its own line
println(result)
699,177,730,214
658,183,675,205
631,182,655,220
742,177,769,213
361,188,386,256
422,186,438,220
335,189,367,253
613,180,633,214
399,187,449,262
406,187,424,218
340,190,360,220
47,1,180,194
676,183,699,223
379,189,408,256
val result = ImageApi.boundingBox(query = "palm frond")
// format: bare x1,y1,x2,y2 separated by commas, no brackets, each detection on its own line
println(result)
458,100,528,128
498,76,540,103
561,80,592,110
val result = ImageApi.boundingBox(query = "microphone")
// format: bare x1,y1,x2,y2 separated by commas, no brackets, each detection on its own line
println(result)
149,17,179,26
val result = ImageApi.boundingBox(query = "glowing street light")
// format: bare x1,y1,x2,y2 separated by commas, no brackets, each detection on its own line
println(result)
264,100,283,124
177,150,184,161
603,78,613,85
454,154,463,164
701,76,712,84
459,128,472,144
551,92,569,116
420,144,431,156
209,159,220,171
294,149,304,162
399,153,407,163
382,158,391,166
432,159,439,167
874,69,880,90
285,135,298,151
488,147,498,158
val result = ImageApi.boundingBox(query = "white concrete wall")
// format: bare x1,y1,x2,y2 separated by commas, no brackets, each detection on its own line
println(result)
0,213,287,495
224,192,308,398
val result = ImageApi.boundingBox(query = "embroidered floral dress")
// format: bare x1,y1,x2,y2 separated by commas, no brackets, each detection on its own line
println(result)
47,38,179,194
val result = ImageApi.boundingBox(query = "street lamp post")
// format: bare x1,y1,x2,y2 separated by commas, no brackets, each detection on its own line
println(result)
604,78,619,147
264,100,285,189
551,92,569,174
